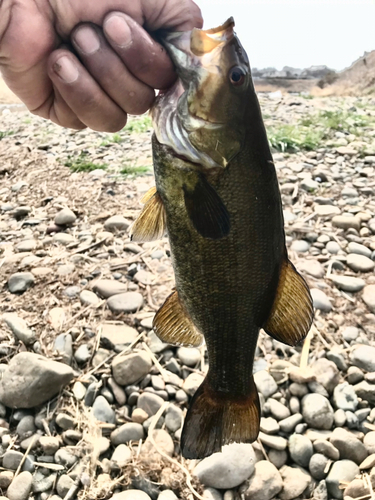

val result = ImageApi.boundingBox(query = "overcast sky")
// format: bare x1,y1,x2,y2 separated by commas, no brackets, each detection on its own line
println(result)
196,0,375,71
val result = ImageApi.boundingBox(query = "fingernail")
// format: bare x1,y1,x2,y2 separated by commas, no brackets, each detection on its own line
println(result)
104,15,132,47
74,26,100,55
53,56,79,83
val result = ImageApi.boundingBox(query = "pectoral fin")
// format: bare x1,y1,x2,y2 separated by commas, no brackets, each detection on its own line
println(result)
130,189,166,242
153,290,203,347
183,173,230,240
264,259,313,346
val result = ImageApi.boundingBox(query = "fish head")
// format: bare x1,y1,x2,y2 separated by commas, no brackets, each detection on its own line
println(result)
152,18,253,169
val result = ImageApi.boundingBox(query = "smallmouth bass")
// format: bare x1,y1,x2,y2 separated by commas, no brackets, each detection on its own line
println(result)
131,18,313,459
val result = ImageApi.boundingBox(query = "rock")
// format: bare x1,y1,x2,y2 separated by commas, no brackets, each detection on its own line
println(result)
332,382,358,411
56,474,75,497
311,358,339,393
290,240,310,252
112,352,152,386
182,373,205,396
330,428,368,464
158,491,178,500
310,288,332,312
134,270,154,285
3,451,24,470
313,439,340,460
243,461,283,500
92,395,116,423
101,323,139,347
53,233,75,245
74,344,91,364
279,465,311,500
107,292,144,313
326,460,359,499
346,253,375,272
110,423,144,444
351,345,375,371
8,272,35,293
297,259,325,278
363,285,375,312
260,417,279,434
16,239,37,252
347,242,372,258
364,431,375,454
301,394,334,429
194,443,255,489
342,326,360,342
54,333,73,365
111,444,132,467
279,413,303,433
137,392,164,416
344,478,372,500
202,488,222,500
0,352,74,408
6,471,33,500
258,432,287,451
288,433,313,467
267,398,290,421
177,347,201,366
332,215,361,231
140,429,174,459
326,241,341,254
2,313,36,345
79,290,100,306
104,215,130,231
39,436,60,455
309,453,329,480
330,275,366,292
254,370,278,398
315,204,341,216
111,491,151,500
0,471,14,489
165,404,183,432
354,379,375,404
268,449,288,469
301,178,318,192
93,280,128,298
54,207,76,225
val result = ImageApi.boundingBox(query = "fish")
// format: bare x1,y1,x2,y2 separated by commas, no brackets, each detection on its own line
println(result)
130,17,313,459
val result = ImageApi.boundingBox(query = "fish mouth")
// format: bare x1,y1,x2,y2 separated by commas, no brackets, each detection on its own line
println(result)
151,18,236,169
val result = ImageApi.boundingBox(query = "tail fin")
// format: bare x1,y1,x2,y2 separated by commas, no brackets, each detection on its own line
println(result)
180,377,260,459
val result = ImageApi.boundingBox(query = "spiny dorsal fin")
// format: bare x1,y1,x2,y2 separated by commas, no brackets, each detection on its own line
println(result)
130,190,166,242
153,290,203,347
264,259,313,346
183,173,230,240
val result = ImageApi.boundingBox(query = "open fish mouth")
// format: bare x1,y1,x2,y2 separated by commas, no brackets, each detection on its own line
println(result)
150,18,236,169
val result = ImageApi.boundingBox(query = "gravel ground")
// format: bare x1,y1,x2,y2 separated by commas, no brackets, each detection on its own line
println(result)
0,93,375,500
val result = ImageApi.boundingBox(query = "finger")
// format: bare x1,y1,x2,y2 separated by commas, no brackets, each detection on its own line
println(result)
71,24,155,115
47,49,127,132
103,12,176,90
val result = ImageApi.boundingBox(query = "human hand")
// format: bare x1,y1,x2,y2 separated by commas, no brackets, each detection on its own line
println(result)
0,0,202,131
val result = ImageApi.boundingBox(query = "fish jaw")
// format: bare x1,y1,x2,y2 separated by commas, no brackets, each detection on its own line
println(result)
152,18,251,170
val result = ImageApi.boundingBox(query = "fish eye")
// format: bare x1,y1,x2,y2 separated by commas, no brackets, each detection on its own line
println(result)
229,67,246,86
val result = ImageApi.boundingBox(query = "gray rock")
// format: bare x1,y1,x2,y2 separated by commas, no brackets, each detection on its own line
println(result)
0,352,73,408
79,290,100,306
104,215,130,231
54,333,73,365
243,460,283,500
260,417,279,434
107,292,144,313
334,408,346,427
16,239,37,252
137,392,164,416
202,488,222,500
182,372,205,396
267,398,290,420
111,444,132,467
332,215,361,231
134,270,154,285
64,285,81,298
254,370,278,398
363,285,375,312
279,413,303,433
326,460,359,499
110,423,144,444
267,449,288,469
177,347,201,366
279,465,311,500
347,242,372,258
3,450,24,470
56,474,75,497
311,358,339,393
309,453,329,480
54,447,78,467
93,280,128,298
53,233,75,245
56,413,75,430
194,443,255,489
297,259,325,278
57,263,75,276
313,480,328,500
342,326,360,342
301,178,318,192
6,471,33,500
346,253,374,272
74,344,91,364
140,429,174,459
326,241,341,254
39,436,60,455
333,382,358,411
92,395,116,423
288,434,313,467
16,416,36,440
8,272,35,293
55,208,76,226
112,352,152,386
330,275,366,292
165,404,183,432
258,432,287,451
310,288,332,312
313,439,340,460
290,240,310,252
351,345,375,371
330,428,368,464
101,323,139,347
32,471,57,493
364,431,375,454
301,393,334,429
111,490,151,500
2,313,36,345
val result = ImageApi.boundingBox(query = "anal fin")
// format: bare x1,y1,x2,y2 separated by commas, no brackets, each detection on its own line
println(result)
130,188,166,242
181,376,260,459
264,259,313,346
153,290,203,347
183,173,230,240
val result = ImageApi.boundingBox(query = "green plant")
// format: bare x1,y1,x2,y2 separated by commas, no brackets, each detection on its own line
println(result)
124,115,152,134
64,152,107,172
120,163,151,176
0,130,13,139
267,125,323,152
